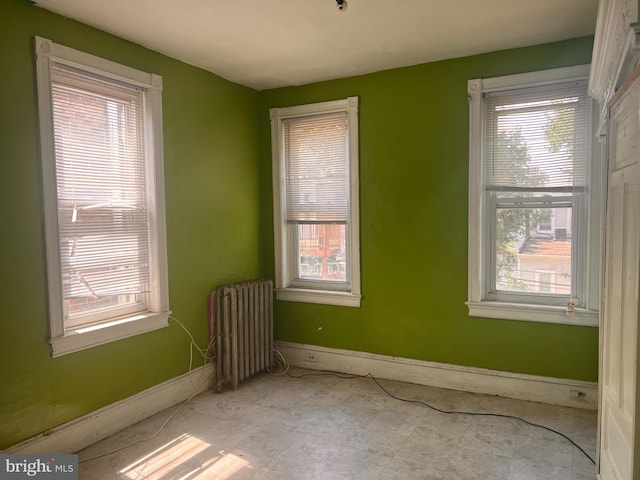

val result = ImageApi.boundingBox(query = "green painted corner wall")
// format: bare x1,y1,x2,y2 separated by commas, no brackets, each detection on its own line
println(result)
0,0,599,451
0,0,261,449
258,37,598,383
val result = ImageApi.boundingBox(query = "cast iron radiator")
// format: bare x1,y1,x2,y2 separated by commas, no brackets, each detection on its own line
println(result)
208,279,273,392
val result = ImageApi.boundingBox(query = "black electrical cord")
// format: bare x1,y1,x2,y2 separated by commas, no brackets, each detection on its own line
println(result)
284,369,596,465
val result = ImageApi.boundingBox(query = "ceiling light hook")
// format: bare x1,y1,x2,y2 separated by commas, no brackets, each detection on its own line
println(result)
336,0,348,12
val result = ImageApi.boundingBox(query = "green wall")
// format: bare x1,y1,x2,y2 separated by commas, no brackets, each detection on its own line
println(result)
259,37,598,383
0,0,260,449
0,0,599,452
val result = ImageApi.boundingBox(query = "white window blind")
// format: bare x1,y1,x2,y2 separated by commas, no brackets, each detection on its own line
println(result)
51,62,149,322
483,80,589,194
283,112,349,224
270,97,360,307
467,66,600,325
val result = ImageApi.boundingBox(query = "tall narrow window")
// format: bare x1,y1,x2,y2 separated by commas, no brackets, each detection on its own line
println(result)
271,98,360,307
36,37,169,356
467,66,600,326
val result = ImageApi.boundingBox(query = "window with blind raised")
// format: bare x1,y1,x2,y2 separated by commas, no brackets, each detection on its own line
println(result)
270,98,361,307
36,37,170,356
467,66,601,326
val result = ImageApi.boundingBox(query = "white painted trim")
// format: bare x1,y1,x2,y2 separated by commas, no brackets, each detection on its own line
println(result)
35,36,155,88
270,97,361,306
34,36,170,356
275,288,361,307
276,341,598,410
50,312,170,358
481,64,591,92
589,0,639,106
35,37,64,340
467,78,484,304
467,65,602,327
5,364,214,454
269,97,357,118
466,301,599,327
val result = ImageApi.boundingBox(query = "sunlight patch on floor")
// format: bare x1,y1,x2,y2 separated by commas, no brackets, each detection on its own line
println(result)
118,433,250,479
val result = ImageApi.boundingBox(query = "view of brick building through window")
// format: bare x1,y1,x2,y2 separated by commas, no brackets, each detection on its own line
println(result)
52,69,148,320
297,224,346,281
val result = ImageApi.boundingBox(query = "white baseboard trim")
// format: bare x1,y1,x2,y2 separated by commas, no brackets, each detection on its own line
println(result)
6,363,215,454
276,341,597,410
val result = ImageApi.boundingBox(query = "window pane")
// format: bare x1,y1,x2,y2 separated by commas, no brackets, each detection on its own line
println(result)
68,293,143,318
495,206,572,294
297,224,346,281
51,63,149,324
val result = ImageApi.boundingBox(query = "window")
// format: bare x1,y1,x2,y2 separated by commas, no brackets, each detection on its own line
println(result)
467,65,600,326
35,37,170,356
270,97,360,307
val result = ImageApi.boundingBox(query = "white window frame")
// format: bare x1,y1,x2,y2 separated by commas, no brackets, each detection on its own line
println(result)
270,97,361,307
467,65,601,327
35,36,170,356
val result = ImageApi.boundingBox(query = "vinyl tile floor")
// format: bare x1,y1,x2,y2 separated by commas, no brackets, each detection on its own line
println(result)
78,368,597,479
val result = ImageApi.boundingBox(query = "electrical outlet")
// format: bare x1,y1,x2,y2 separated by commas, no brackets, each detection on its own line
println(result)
570,389,586,399
304,353,318,363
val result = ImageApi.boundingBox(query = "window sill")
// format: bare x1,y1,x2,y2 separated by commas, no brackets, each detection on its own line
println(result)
50,311,170,358
276,288,361,307
466,301,598,327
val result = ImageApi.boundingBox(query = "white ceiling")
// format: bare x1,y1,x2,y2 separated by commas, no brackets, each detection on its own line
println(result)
34,0,598,91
